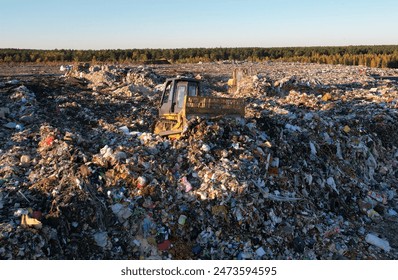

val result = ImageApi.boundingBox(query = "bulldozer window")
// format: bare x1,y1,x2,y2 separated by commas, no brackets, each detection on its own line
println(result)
177,85,186,109
188,84,197,96
162,82,172,104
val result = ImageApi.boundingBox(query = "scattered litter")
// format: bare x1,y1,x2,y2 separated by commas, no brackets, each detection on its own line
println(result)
0,107,10,118
343,125,351,133
21,214,42,229
93,232,108,248
255,246,266,257
365,234,391,252
1,61,398,260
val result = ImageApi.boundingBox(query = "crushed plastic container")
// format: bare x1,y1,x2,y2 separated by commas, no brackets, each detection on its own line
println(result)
365,234,391,252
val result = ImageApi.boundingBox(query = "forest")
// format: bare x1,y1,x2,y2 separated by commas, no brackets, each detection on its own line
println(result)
1,45,398,68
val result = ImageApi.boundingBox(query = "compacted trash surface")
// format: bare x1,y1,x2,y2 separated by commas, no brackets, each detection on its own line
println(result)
1,62,398,259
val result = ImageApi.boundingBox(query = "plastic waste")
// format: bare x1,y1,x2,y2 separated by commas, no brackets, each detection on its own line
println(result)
137,176,148,188
93,232,108,248
255,246,266,257
119,126,130,135
157,240,171,251
285,123,301,132
178,214,187,225
309,141,317,155
180,176,193,192
365,234,391,252
4,122,17,129
142,217,154,238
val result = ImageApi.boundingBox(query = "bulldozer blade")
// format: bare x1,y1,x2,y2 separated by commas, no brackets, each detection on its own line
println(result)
158,129,183,137
185,96,245,117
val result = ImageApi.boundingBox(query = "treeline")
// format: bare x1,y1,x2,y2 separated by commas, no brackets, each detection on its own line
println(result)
1,45,398,68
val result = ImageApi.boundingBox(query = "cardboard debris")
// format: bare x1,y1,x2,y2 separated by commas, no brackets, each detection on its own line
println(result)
21,214,42,229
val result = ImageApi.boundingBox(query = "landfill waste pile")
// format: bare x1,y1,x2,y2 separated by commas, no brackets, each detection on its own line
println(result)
1,62,398,260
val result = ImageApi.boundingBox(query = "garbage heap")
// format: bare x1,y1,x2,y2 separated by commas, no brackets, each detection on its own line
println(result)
1,63,398,260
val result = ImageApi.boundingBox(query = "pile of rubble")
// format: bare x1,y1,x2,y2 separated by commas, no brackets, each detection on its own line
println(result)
1,62,398,259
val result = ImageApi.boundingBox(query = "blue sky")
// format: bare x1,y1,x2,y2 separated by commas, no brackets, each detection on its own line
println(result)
0,0,397,49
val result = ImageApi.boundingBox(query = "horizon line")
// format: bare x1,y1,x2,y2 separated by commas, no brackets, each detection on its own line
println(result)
1,44,398,51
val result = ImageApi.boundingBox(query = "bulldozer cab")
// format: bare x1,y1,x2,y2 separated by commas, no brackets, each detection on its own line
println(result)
159,78,200,115
154,77,245,139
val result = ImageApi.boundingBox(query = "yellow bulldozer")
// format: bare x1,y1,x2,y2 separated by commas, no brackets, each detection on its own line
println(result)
153,77,245,139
